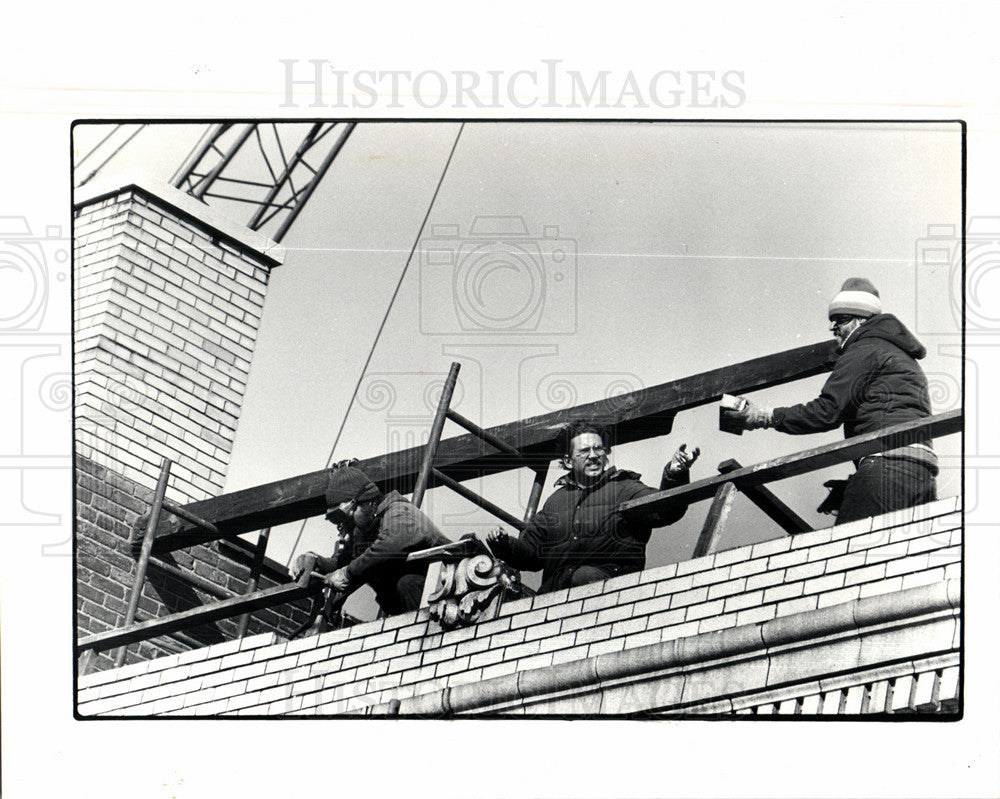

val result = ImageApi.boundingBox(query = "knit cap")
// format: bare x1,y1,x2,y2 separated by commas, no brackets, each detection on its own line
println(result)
325,466,380,509
828,277,882,319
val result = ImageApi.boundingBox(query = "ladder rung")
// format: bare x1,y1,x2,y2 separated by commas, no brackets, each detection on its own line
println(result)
431,468,526,531
161,499,221,535
445,409,531,462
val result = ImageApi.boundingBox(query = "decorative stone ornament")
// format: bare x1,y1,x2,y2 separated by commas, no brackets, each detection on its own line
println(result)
424,554,525,628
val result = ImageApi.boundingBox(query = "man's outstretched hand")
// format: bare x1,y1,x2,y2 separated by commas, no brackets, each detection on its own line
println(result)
667,443,701,477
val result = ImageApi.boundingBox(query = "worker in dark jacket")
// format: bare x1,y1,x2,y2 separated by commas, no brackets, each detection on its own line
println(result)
487,421,699,593
734,277,938,523
290,466,450,614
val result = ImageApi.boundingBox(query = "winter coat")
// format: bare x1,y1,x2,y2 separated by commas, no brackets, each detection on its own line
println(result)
492,466,690,593
342,490,451,596
772,314,937,469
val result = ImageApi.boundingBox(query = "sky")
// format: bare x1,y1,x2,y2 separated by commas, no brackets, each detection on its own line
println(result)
73,120,964,616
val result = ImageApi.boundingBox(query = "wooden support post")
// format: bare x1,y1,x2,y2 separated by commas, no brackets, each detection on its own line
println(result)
718,459,812,534
524,468,547,523
412,362,461,509
693,482,737,558
115,458,172,668
237,527,271,639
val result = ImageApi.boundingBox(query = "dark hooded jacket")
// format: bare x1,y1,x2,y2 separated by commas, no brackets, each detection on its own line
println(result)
342,490,450,599
492,465,690,593
772,314,936,468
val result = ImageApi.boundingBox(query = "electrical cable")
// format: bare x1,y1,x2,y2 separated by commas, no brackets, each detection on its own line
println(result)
74,124,122,170
285,122,466,565
77,124,146,188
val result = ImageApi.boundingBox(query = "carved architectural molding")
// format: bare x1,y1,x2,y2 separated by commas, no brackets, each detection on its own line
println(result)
423,554,524,628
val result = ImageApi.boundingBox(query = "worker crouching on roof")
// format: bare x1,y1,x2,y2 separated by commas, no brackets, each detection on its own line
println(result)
732,277,938,523
487,421,700,593
289,466,450,615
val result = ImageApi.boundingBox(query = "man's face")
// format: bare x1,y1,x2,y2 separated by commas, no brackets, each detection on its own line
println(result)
566,431,609,486
351,498,378,532
830,315,862,349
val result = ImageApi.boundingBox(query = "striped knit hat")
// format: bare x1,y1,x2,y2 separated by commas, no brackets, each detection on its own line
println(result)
828,277,882,319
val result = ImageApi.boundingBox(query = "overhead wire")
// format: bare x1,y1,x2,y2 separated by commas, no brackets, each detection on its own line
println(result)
285,122,467,565
76,124,146,188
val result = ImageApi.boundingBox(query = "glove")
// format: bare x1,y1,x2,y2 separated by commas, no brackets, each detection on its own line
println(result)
323,567,352,593
817,479,849,515
487,526,510,547
289,552,318,580
667,443,700,477
741,401,773,430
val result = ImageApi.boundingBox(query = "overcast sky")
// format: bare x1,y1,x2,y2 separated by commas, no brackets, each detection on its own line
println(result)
74,120,964,615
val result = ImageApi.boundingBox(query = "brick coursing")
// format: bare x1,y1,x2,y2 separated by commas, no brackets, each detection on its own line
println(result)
75,456,313,674
78,496,962,715
73,189,271,505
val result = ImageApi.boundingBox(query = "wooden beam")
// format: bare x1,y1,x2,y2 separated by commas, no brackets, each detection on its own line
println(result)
145,340,839,553
693,482,737,558
718,459,812,534
620,410,962,515
76,579,323,654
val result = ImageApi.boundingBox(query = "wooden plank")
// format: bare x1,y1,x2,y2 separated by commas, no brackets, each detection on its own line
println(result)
76,579,322,654
693,482,737,558
621,410,962,515
718,459,812,534
146,340,838,552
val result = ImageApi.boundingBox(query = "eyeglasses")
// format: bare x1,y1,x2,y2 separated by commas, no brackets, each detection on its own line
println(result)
571,446,608,458
325,500,357,525
829,316,855,329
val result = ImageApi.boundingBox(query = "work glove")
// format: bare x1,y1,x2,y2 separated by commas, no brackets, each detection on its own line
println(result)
323,567,352,593
289,551,319,580
817,479,849,516
667,443,700,477
741,401,774,430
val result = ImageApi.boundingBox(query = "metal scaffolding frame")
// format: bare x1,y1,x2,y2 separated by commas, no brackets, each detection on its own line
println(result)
170,122,356,242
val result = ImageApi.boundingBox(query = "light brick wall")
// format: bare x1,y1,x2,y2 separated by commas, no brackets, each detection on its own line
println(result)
77,496,962,716
73,184,278,504
73,180,293,671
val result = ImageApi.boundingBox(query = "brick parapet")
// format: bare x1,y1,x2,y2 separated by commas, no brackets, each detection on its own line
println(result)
77,495,962,716
73,185,277,504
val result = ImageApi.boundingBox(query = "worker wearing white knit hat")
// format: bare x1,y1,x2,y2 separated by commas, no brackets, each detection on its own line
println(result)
733,278,938,524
